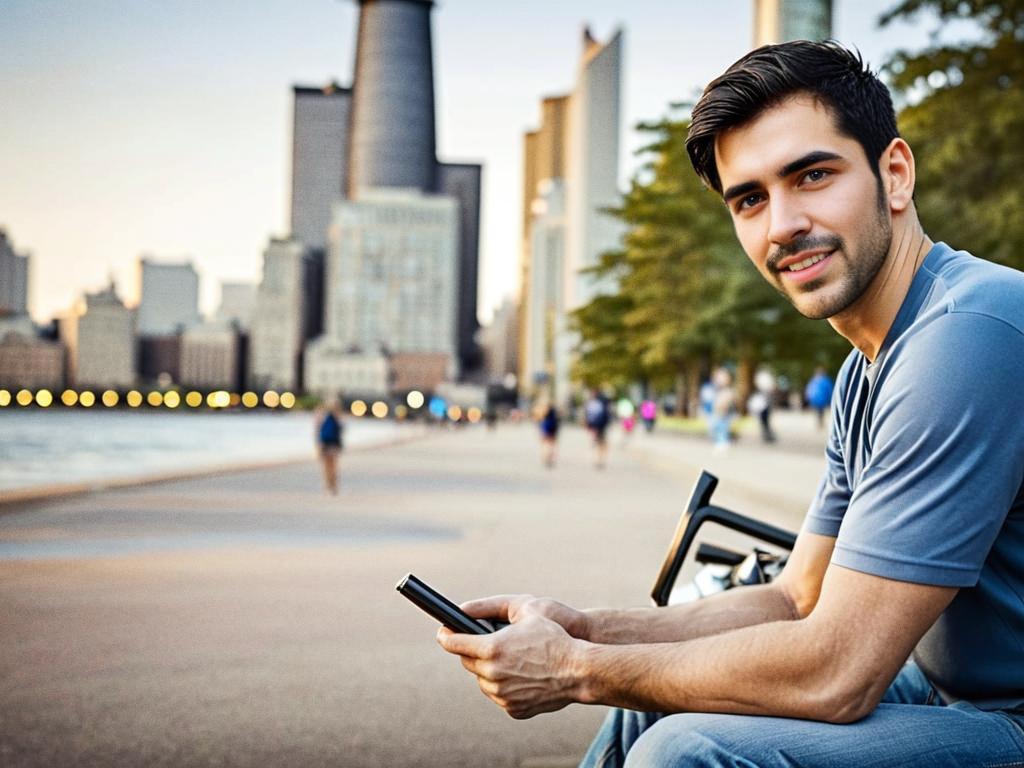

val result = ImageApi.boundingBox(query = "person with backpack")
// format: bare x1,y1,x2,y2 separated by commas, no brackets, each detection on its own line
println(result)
805,366,835,429
583,389,611,469
315,399,344,495
537,401,560,469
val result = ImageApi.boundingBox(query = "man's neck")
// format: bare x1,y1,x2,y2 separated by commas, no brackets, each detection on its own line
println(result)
828,216,933,362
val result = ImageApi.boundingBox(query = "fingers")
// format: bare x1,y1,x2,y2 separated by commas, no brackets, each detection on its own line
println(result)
436,626,495,659
459,594,527,620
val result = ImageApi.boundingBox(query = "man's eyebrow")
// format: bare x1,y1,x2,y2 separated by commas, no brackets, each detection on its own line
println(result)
722,180,761,205
778,150,844,179
721,150,845,204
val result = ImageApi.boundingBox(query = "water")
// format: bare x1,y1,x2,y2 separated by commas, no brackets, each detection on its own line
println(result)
0,410,404,495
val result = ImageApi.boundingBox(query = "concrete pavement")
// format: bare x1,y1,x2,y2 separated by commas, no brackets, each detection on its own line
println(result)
0,413,828,767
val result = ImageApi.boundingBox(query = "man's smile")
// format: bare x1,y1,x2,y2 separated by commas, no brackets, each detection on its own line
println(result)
777,250,835,284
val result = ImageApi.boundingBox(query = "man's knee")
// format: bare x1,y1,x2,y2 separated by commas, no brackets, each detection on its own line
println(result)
623,713,757,768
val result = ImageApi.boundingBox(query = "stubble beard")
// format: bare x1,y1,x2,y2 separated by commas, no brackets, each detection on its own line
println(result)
768,189,892,321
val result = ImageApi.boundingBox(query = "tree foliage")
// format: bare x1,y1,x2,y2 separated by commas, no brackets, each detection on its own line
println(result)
880,0,1024,268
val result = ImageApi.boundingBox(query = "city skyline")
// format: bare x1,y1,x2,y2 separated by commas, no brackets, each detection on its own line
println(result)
1,0,958,324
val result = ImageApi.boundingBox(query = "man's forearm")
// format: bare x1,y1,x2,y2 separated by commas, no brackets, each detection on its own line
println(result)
583,582,799,644
572,615,853,722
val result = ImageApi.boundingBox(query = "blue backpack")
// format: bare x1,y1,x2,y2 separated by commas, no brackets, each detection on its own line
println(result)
320,413,342,444
585,396,610,429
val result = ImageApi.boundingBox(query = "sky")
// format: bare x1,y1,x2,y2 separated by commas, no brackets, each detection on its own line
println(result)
0,0,956,324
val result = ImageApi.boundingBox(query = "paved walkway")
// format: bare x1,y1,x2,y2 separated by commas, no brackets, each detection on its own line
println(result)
0,413,828,767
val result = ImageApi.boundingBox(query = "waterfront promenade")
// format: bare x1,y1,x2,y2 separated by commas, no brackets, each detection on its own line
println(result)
0,415,826,767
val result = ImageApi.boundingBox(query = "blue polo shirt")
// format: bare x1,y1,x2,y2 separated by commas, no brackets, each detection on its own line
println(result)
805,242,1024,710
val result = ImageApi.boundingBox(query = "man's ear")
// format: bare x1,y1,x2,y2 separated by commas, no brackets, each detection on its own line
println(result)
880,137,915,213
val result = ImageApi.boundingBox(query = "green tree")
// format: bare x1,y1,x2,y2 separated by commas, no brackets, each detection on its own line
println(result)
880,0,1024,269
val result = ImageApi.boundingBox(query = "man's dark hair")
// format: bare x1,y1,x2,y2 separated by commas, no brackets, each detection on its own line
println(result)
686,40,898,194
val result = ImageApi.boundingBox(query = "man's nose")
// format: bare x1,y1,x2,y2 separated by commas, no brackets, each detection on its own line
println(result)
767,193,812,246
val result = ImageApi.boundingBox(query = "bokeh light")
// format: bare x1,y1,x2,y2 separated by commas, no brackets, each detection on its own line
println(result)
79,391,96,408
229,393,241,407
207,390,230,408
185,391,202,408
16,389,33,406
102,390,119,407
241,392,259,408
395,404,408,420
0,389,10,407
147,391,164,407
371,400,389,418
35,389,53,408
406,390,425,409
61,389,78,407
350,399,367,417
447,405,463,422
126,390,144,408
164,391,181,408
262,391,280,408
280,392,296,409
428,396,447,419
467,407,482,424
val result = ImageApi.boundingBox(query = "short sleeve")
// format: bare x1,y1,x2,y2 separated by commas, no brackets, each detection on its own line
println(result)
804,355,857,537
832,312,1024,587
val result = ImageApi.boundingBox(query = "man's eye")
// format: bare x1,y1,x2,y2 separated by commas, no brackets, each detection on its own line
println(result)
738,193,763,210
802,168,830,183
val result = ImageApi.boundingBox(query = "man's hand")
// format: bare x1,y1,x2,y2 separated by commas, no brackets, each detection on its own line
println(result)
436,599,588,719
460,594,592,640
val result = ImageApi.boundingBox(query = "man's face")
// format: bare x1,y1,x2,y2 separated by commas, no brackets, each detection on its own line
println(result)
714,96,892,320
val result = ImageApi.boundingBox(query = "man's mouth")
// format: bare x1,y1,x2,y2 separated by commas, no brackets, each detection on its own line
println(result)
777,250,835,283
785,251,830,272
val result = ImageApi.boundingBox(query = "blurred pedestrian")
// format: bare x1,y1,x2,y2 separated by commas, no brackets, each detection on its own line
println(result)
748,366,777,443
538,402,560,468
805,366,835,429
584,389,611,469
640,399,657,432
315,399,344,494
709,367,736,453
616,398,636,446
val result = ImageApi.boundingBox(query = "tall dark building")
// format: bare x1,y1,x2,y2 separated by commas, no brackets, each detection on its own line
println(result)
438,162,483,371
290,83,352,255
347,0,438,197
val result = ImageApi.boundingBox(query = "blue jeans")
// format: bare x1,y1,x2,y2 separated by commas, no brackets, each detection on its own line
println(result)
579,662,1024,767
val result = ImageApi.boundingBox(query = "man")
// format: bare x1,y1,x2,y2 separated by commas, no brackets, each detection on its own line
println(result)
438,41,1024,766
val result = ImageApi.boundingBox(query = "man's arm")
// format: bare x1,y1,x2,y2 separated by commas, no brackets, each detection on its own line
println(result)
439,543,956,722
574,566,955,722
460,531,836,645
584,530,835,643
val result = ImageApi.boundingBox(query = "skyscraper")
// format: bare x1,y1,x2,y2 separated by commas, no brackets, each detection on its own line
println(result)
518,27,623,405
346,0,438,197
290,83,352,255
753,0,833,47
61,283,136,388
249,237,320,391
0,229,29,317
436,162,483,370
519,96,569,388
136,258,201,336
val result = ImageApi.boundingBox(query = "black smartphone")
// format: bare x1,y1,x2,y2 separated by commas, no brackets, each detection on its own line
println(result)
396,573,504,635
